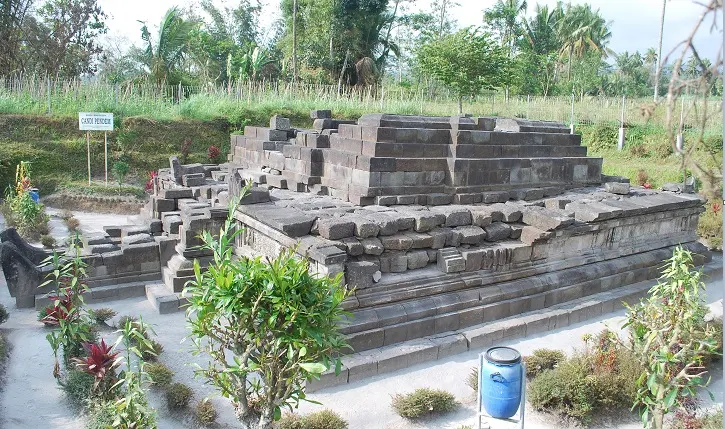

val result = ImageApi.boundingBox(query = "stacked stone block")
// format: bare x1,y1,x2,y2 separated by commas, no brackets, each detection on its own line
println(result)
230,113,602,206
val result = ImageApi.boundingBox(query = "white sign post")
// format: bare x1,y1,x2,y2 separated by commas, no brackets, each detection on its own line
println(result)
79,112,114,185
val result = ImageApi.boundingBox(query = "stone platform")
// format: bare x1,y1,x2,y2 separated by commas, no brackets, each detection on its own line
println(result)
233,186,706,353
1,112,709,377
231,114,602,205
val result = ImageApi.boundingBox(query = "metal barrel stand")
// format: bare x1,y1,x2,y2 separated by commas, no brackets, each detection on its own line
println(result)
476,354,526,429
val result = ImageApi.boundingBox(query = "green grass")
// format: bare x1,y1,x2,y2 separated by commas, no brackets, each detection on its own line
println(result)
0,78,721,134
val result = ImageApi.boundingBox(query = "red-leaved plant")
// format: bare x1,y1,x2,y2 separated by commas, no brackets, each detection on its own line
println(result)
145,171,158,194
208,145,222,164
73,339,120,389
712,203,721,214
40,287,83,326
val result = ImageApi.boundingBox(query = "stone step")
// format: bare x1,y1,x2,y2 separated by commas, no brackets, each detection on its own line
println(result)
305,255,722,392
146,283,187,314
162,266,194,293
341,245,692,353
34,281,149,310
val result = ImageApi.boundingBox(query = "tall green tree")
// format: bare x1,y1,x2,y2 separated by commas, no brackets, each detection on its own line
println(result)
515,3,563,95
557,3,612,81
417,27,509,113
21,0,107,78
139,7,197,84
483,0,527,58
188,0,261,85
278,0,392,84
0,0,33,76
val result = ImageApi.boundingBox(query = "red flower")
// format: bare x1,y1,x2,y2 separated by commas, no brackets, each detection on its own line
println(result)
713,203,721,214
643,183,652,189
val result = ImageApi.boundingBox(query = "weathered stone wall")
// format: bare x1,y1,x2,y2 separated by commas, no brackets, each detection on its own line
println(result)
230,114,603,206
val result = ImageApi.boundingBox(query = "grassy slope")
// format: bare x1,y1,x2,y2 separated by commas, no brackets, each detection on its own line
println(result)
0,111,721,197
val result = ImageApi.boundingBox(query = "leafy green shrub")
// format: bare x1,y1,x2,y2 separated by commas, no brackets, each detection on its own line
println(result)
166,382,193,410
697,203,722,250
582,122,618,152
528,331,642,422
621,247,720,429
85,402,115,429
145,362,174,387
115,315,138,329
0,304,8,325
391,388,458,419
90,308,117,325
184,192,351,428
112,160,130,187
1,191,50,240
278,409,349,429
140,339,163,361
523,348,566,377
62,370,95,407
195,399,218,426
40,234,56,248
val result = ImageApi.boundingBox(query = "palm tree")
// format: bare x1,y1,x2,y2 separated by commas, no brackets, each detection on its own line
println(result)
644,47,658,89
522,3,563,54
140,7,196,84
557,4,612,80
484,0,528,57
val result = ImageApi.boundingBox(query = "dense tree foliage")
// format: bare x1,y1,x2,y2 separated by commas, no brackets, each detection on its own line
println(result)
0,0,718,98
417,28,509,113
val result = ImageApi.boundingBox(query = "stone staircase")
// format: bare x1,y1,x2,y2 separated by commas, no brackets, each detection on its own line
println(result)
338,244,704,353
306,249,721,392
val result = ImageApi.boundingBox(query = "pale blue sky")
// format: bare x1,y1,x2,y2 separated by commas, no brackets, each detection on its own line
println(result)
98,0,722,62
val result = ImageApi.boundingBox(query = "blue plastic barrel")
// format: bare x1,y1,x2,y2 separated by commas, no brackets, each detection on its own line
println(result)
480,346,523,419
28,188,40,204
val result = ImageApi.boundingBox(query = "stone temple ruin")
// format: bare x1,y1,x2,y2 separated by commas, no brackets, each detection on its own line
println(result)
1,111,709,387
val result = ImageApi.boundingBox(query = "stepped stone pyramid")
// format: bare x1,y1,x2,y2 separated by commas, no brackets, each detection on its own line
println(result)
3,111,706,388
231,113,602,205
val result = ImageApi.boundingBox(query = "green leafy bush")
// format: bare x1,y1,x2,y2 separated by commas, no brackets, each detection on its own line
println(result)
582,122,618,152
621,247,720,429
523,348,566,377
278,409,349,429
184,193,351,428
62,370,95,407
139,339,163,362
195,399,218,426
90,308,117,325
697,203,722,250
528,331,642,422
391,388,458,419
40,234,56,248
0,304,8,325
145,362,174,387
166,382,193,410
